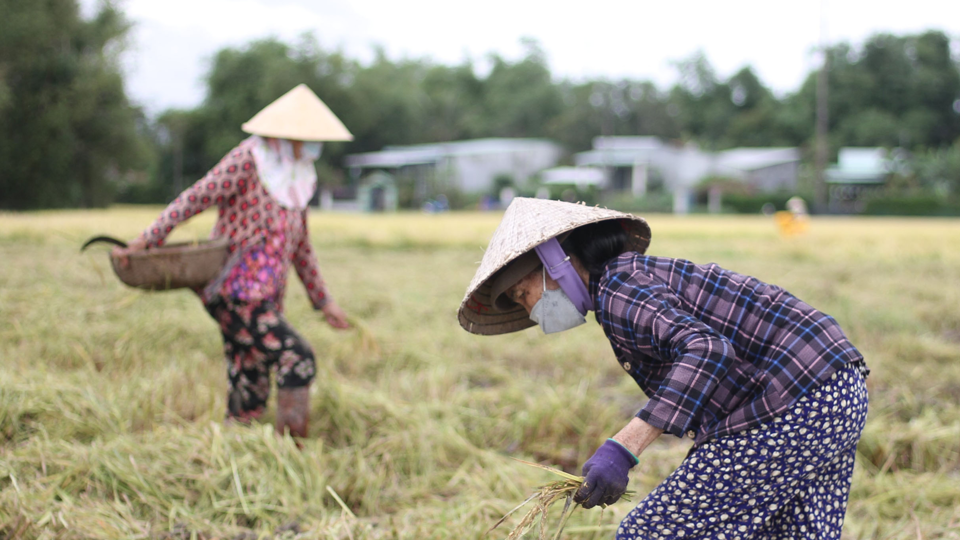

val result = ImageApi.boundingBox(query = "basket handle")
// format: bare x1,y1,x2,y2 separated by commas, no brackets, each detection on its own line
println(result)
80,235,128,252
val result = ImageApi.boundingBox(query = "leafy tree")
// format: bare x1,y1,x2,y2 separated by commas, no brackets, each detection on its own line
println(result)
669,51,735,147
0,0,151,209
911,142,960,195
667,56,800,149
548,79,681,153
479,39,563,138
420,62,483,142
346,50,430,151
721,67,798,147
788,31,960,151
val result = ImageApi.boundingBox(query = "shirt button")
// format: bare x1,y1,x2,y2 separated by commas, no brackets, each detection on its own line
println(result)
622,362,631,371
687,430,696,439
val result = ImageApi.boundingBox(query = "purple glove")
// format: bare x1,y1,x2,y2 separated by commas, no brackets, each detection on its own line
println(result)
574,439,639,509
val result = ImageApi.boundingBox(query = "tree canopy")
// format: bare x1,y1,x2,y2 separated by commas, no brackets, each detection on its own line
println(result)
0,0,150,209
3,0,960,209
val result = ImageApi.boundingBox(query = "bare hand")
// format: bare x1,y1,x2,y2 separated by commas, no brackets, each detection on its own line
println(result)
321,301,350,330
111,237,148,269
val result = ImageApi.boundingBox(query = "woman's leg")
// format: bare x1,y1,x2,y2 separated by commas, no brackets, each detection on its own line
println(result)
206,299,272,422
616,364,868,540
276,386,310,437
752,366,868,539
247,304,317,438
752,442,858,539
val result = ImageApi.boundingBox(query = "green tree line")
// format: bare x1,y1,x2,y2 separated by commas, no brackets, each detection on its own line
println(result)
0,0,151,209
2,0,960,209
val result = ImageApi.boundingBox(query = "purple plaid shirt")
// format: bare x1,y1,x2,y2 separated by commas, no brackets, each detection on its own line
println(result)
591,253,866,445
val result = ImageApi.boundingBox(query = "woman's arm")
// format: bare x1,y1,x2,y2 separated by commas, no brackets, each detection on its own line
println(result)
612,417,664,457
575,418,663,509
291,210,349,329
291,210,331,309
601,271,738,439
139,154,248,248
113,163,240,264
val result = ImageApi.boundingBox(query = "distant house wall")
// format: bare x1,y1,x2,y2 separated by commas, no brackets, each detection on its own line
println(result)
357,171,399,212
576,138,802,196
448,143,562,193
744,161,799,192
824,147,892,214
345,139,563,197
669,147,715,190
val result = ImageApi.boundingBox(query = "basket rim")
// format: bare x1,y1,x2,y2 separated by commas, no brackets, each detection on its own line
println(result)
122,237,230,259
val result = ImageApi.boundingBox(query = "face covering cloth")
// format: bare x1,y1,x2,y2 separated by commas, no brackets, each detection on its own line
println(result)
534,237,593,314
249,135,322,209
529,267,587,334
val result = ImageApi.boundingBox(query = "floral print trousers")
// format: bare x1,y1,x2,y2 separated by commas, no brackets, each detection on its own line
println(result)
205,297,316,420
618,363,869,539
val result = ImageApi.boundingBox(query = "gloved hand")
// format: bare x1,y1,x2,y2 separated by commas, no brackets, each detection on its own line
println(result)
574,439,639,509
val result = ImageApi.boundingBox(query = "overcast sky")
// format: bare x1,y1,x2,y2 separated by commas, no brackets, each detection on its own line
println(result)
82,0,960,115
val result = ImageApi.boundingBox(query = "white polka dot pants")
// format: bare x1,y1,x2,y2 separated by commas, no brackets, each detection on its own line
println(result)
618,363,869,540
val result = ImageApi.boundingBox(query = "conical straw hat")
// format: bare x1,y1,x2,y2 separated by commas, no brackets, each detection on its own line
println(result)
458,198,651,336
241,84,353,142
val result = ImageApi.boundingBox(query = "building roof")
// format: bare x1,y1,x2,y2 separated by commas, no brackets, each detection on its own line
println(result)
826,147,890,184
592,136,666,151
716,148,800,171
541,167,605,186
344,146,441,168
575,148,659,167
345,138,561,168
575,141,801,177
575,136,673,167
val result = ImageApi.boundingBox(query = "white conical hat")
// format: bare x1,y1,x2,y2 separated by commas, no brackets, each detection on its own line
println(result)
241,84,353,142
458,198,651,336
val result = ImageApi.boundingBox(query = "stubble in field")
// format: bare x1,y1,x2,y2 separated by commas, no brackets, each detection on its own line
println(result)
1,208,958,539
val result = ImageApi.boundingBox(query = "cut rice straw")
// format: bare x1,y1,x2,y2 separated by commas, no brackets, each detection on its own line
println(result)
326,485,357,519
488,458,632,540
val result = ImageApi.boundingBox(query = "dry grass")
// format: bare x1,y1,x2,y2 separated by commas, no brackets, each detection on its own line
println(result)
488,459,633,540
1,207,959,539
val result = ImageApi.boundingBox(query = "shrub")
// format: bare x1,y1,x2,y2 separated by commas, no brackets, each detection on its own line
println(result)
862,194,960,216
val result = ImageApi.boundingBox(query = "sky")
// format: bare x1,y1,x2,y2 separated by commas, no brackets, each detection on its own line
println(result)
81,0,960,115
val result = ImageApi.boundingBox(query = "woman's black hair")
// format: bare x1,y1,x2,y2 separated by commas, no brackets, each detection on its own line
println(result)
561,220,628,276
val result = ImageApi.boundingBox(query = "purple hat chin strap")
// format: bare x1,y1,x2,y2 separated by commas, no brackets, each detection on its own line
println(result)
534,237,594,315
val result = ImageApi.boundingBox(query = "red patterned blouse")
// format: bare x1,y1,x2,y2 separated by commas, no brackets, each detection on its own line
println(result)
139,138,330,311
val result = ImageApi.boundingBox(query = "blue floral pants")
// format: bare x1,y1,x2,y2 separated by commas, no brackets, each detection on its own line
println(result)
618,363,869,539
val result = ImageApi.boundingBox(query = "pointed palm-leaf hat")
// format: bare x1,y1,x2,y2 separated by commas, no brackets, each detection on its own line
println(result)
241,84,353,142
458,198,651,336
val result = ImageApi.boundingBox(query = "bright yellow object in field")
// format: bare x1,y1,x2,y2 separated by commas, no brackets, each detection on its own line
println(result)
774,210,810,237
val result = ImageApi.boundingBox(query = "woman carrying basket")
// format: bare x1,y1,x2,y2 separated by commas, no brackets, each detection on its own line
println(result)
114,85,351,439
458,198,869,539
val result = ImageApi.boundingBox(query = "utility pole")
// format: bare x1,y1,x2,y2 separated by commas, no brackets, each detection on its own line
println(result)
814,0,829,213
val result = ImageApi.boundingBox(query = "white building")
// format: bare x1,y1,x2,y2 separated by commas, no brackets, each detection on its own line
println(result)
344,138,563,197
825,147,893,214
574,137,801,213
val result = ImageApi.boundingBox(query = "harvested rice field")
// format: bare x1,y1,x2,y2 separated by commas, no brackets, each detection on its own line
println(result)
1,208,959,539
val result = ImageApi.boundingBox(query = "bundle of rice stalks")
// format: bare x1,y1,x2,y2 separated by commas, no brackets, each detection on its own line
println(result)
488,459,632,540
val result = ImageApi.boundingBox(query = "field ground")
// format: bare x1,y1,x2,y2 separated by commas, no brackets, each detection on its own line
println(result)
1,208,959,539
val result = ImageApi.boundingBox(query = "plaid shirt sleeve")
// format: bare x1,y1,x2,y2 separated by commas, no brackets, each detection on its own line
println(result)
599,270,739,438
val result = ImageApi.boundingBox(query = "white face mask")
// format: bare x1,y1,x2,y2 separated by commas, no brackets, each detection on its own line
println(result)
529,267,586,334
249,136,320,209
301,142,323,161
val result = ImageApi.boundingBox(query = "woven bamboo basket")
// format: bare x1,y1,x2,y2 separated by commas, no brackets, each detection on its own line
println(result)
109,238,230,290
